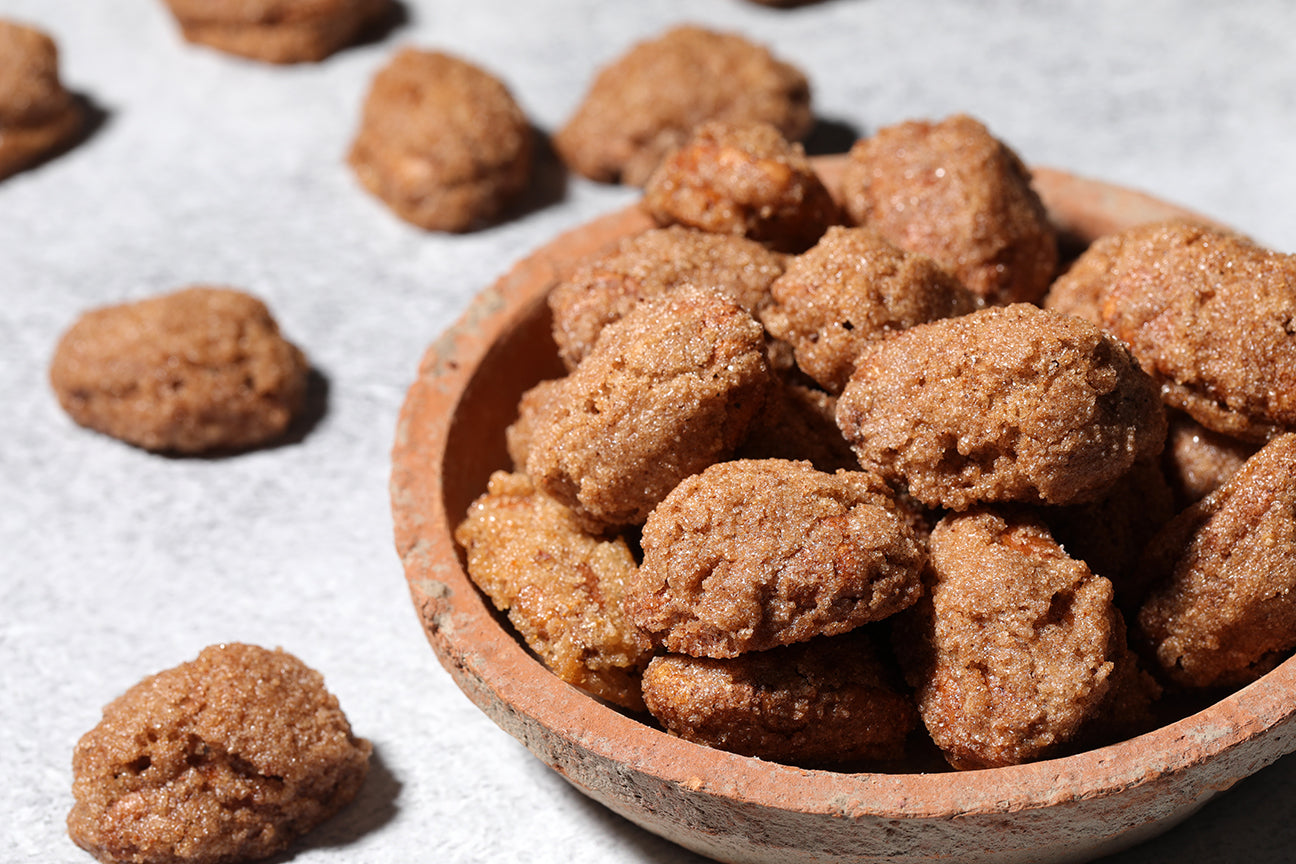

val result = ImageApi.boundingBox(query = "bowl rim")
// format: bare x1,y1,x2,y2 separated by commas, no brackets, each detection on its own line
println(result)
390,157,1296,826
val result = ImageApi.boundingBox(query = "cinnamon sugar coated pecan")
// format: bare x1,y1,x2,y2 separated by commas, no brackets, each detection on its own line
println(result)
642,633,916,765
547,226,785,370
630,459,925,658
836,304,1166,509
1137,434,1296,689
49,286,309,453
1046,219,1296,442
526,287,772,530
897,510,1126,769
733,380,858,472
1160,409,1259,507
760,226,979,394
642,120,840,253
67,644,370,864
0,19,83,179
160,0,392,63
555,25,812,186
455,471,653,710
349,48,532,232
839,114,1058,306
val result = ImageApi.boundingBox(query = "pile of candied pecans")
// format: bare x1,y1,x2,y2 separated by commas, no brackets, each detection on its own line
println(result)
457,112,1296,772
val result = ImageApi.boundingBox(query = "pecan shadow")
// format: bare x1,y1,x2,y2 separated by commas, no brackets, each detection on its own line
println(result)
273,742,402,859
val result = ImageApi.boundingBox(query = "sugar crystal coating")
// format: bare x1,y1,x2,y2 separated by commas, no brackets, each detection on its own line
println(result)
835,304,1166,509
1161,409,1259,507
734,380,859,472
547,225,785,371
839,114,1057,306
527,287,772,529
630,459,926,658
1046,219,1296,442
642,120,840,253
67,644,370,864
760,226,979,394
1137,434,1296,689
555,25,812,186
49,286,309,453
642,632,916,765
455,471,653,710
897,510,1121,769
349,48,532,232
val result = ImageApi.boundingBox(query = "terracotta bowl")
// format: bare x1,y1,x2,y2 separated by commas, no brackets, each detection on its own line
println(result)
390,157,1296,864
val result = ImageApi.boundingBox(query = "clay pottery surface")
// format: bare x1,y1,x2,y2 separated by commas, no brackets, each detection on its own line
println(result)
390,156,1296,863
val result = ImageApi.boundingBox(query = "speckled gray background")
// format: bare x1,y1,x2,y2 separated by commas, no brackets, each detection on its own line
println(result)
3,1,1294,862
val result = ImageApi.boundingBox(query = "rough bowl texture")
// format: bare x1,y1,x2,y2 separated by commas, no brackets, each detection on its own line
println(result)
390,157,1296,864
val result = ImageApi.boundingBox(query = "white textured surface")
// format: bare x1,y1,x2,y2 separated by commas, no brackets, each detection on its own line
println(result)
2,1,1294,862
